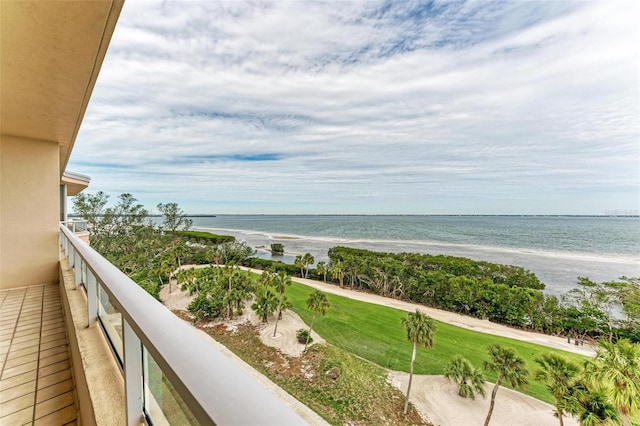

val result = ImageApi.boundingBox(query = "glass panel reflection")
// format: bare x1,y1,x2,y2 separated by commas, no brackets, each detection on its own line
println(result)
143,348,198,425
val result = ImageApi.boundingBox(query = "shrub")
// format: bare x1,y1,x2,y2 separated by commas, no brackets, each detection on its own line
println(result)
296,328,312,345
270,243,284,255
188,293,223,321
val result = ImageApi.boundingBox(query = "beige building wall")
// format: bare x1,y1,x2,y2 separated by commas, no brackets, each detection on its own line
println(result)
1,135,60,289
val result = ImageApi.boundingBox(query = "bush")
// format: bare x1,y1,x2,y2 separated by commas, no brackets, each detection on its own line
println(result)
188,293,224,321
296,328,312,345
243,258,301,276
270,243,284,255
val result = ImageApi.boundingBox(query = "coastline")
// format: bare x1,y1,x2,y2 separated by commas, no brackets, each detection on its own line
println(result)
193,225,640,296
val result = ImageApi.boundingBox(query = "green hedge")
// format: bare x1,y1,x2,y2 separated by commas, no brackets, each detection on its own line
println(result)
170,230,235,244
243,258,301,276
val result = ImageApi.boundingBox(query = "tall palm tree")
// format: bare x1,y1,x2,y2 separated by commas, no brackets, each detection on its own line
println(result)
534,353,581,426
304,290,329,351
294,255,305,278
445,355,486,399
302,253,314,278
583,339,640,426
272,271,292,337
330,260,345,288
401,309,436,415
483,344,529,426
316,261,328,281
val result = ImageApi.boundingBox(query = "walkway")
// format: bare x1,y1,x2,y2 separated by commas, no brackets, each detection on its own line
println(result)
0,284,78,425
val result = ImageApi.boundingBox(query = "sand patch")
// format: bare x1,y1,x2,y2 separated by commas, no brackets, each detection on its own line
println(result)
387,372,579,426
160,277,324,358
257,310,325,357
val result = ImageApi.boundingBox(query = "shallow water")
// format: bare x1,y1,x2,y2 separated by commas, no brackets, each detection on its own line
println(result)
190,215,640,296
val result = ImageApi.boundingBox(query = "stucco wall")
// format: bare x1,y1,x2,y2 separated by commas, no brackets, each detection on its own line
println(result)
1,134,59,289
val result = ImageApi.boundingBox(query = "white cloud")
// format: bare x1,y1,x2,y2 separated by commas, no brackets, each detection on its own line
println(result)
70,0,640,214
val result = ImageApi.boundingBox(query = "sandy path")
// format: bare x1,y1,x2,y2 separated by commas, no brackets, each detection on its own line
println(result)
277,272,595,357
388,372,579,426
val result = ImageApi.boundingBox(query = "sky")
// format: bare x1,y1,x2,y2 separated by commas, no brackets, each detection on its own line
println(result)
69,0,640,215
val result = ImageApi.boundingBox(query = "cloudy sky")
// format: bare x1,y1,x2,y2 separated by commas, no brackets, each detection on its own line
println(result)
70,0,639,215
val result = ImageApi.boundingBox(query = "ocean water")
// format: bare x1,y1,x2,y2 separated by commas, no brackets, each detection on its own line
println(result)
190,215,640,297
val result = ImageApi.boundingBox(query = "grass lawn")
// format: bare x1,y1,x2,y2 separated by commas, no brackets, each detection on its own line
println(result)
287,280,589,403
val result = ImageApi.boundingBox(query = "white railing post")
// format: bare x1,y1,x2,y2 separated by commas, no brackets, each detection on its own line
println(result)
74,254,82,286
123,319,144,426
87,271,98,325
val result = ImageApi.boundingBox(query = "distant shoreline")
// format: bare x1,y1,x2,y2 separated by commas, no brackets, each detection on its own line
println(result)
196,214,639,218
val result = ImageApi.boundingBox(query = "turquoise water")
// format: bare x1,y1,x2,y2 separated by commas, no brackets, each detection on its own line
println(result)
190,215,640,295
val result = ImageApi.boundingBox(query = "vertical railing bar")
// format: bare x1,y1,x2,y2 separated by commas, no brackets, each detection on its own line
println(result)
74,251,82,287
123,319,144,426
87,271,98,326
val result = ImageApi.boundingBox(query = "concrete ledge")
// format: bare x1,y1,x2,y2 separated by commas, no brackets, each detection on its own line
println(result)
59,252,126,426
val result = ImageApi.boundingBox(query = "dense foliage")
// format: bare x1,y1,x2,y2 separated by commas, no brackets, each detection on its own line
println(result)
72,192,235,299
318,247,639,340
170,230,235,245
179,266,255,320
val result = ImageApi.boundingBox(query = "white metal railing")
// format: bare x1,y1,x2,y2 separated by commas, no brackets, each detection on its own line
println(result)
59,224,307,426
61,219,88,233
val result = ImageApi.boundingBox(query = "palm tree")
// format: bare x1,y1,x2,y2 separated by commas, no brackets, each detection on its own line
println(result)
272,271,292,337
583,339,640,426
401,309,436,415
483,344,529,426
534,353,581,426
251,286,277,323
304,290,329,351
302,253,314,278
294,255,304,278
569,381,621,426
316,261,328,281
444,355,486,399
259,268,277,288
330,260,345,288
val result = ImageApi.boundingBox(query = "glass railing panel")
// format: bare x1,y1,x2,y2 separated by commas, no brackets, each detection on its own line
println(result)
98,282,123,364
143,347,198,426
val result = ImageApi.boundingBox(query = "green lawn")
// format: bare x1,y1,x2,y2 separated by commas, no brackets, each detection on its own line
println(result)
287,280,589,403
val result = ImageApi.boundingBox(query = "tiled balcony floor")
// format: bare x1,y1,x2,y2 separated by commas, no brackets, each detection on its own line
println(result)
0,284,78,425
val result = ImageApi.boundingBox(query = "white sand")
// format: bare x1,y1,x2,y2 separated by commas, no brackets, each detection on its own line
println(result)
388,372,579,426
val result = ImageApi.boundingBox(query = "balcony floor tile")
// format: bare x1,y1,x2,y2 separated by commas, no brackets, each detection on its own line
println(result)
0,284,78,424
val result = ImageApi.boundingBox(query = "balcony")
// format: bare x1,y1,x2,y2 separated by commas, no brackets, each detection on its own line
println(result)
61,220,89,244
3,225,309,425
0,284,78,424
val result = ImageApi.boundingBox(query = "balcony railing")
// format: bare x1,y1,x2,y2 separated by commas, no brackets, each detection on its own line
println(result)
61,218,88,233
59,224,306,425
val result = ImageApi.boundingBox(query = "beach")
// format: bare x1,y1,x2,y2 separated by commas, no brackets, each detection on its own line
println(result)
192,225,639,296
